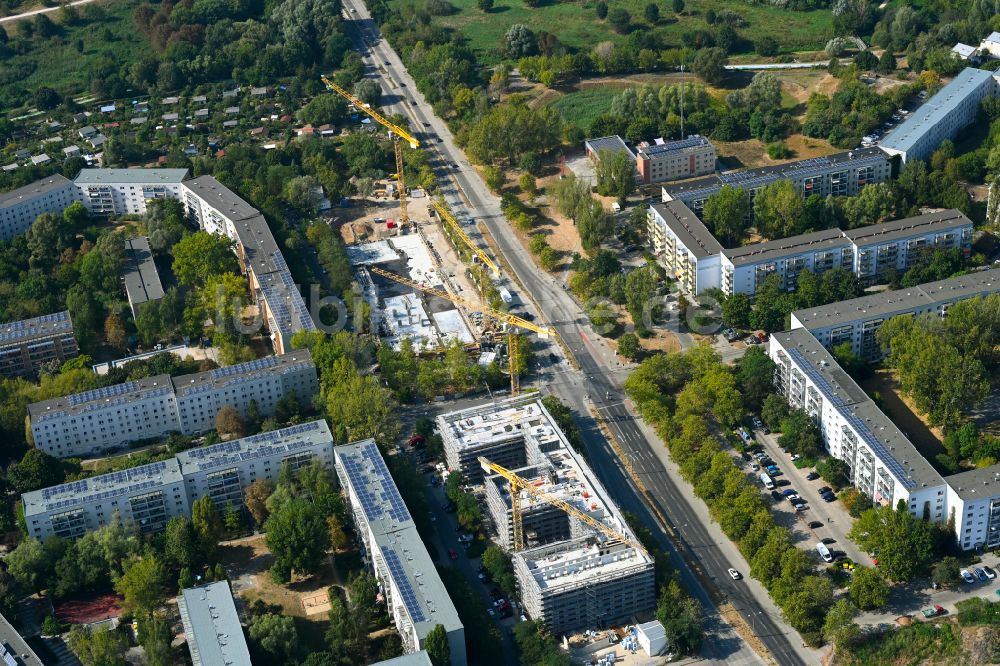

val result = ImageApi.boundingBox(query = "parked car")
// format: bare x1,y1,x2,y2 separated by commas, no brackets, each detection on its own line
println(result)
976,567,989,582
751,463,760,471
821,494,836,503
961,569,976,584
487,607,496,617
785,494,800,502
806,472,820,481
921,604,946,618
794,504,808,512
984,566,997,580
782,489,797,497
728,568,742,580
808,521,823,529
790,454,802,462
818,486,832,495
751,416,764,429
770,490,782,501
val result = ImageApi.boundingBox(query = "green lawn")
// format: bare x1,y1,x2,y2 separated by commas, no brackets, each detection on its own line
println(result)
421,0,833,65
0,1,153,111
549,87,623,127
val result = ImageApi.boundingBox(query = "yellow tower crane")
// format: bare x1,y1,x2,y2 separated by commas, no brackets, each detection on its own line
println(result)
367,266,553,396
429,199,500,278
321,75,420,229
478,457,645,553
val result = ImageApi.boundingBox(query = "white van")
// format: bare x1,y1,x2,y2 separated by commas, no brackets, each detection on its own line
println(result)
816,542,833,563
759,472,774,490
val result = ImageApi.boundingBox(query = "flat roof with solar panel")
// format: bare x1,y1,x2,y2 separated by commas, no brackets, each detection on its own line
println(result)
0,612,44,666
637,135,711,158
0,310,74,347
177,420,331,473
259,268,317,336
774,329,943,491
171,349,313,396
335,439,463,642
28,374,174,422
22,458,184,518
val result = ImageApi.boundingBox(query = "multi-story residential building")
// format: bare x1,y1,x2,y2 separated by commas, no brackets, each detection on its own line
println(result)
0,174,79,240
23,420,333,541
662,147,891,218
28,351,318,457
648,199,973,296
647,201,723,294
177,420,333,512
880,67,999,163
22,458,189,540
585,135,716,184
770,323,1000,551
0,310,79,378
73,169,189,216
0,611,45,666
178,581,253,666
790,268,1000,359
123,236,164,318
770,328,948,516
182,175,317,354
441,396,656,634
843,210,973,284
720,209,973,295
335,440,466,664
514,537,657,635
721,228,854,296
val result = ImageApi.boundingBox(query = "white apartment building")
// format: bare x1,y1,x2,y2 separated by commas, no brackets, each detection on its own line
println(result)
22,458,189,540
770,329,948,517
648,199,973,296
0,174,79,240
790,268,1000,359
22,420,333,541
647,201,723,294
335,440,466,664
770,325,1000,550
880,67,998,163
73,169,189,216
663,147,891,218
177,420,334,512
0,310,79,378
28,351,318,457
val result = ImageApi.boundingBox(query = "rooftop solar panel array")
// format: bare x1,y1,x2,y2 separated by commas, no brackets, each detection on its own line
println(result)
40,460,174,511
340,441,412,524
380,545,428,623
67,380,145,406
640,136,708,156
0,310,72,345
789,348,915,489
182,421,324,471
209,355,280,380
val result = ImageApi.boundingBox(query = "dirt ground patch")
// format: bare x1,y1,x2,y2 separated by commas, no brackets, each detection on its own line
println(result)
860,369,947,461
715,134,838,169
223,535,338,619
639,330,681,354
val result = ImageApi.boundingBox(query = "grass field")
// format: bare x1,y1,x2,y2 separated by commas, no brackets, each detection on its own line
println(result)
0,0,152,110
549,87,622,127
424,0,834,65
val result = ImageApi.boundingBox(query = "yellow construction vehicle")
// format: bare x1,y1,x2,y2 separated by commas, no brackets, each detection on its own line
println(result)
321,75,420,229
429,199,499,277
367,265,553,395
478,457,645,553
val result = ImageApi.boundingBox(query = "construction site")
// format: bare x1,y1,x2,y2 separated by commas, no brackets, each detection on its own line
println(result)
438,396,657,635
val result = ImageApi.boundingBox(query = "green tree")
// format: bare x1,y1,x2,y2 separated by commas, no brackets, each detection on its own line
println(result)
822,598,858,647
849,566,889,610
164,516,202,572
192,496,224,559
848,504,939,582
265,498,331,579
138,613,174,666
656,578,703,654
478,0,493,10
815,457,850,488
425,624,451,666
607,8,631,33
68,625,127,666
877,50,897,73
644,3,660,23
349,571,379,625
485,166,505,193
595,149,636,205
736,346,775,409
250,613,300,663
171,232,238,288
7,448,64,493
753,180,806,240
932,556,961,587
702,185,748,246
301,95,346,126
617,333,642,360
692,47,728,85
596,1,608,18
721,293,751,330
513,620,570,665
778,409,822,456
780,575,833,644
672,0,684,11
115,555,166,616
7,538,55,594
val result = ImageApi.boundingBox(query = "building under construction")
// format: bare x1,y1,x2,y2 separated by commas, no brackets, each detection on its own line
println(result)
439,396,656,634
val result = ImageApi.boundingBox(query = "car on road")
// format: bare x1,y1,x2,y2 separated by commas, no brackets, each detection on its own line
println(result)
976,567,989,582
818,486,832,494
806,472,820,481
448,548,458,560
808,521,823,529
384,60,390,65
985,566,997,580
728,568,742,580
922,604,946,618
961,569,976,584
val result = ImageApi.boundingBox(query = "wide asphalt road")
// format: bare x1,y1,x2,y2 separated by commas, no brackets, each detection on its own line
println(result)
337,4,812,664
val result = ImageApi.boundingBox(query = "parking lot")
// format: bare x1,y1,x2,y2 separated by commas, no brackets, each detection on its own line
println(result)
740,427,869,568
